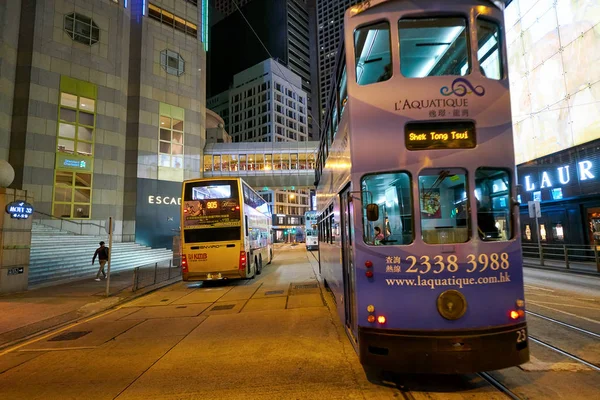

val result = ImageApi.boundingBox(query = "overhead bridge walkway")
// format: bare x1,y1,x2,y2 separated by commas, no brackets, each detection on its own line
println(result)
202,141,319,188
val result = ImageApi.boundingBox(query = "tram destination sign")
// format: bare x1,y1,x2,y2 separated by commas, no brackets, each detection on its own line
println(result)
405,121,476,151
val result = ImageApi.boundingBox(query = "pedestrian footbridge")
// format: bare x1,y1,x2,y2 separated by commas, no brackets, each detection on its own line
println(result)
203,141,319,188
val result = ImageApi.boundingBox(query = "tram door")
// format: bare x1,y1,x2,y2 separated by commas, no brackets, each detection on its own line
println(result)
340,187,357,339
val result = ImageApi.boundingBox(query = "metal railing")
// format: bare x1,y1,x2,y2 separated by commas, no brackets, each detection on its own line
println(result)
33,210,107,236
522,243,600,273
132,257,181,292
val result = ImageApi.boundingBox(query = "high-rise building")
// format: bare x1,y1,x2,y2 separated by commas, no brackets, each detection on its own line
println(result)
316,0,361,121
0,0,208,250
208,58,311,240
209,59,308,143
209,0,316,137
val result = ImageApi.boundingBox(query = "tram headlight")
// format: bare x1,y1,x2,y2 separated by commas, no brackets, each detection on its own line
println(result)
510,310,520,320
377,316,386,324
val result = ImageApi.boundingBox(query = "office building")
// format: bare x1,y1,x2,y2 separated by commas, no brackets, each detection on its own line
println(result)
0,0,208,249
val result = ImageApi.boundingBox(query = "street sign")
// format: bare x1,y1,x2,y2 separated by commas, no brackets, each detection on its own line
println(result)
528,201,541,218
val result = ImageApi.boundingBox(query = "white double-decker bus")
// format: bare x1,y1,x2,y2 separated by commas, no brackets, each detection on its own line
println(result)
304,210,319,251
180,177,272,281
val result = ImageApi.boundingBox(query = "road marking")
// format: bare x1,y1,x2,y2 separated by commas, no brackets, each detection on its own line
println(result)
528,301,600,325
524,284,554,292
528,301,600,311
0,305,124,357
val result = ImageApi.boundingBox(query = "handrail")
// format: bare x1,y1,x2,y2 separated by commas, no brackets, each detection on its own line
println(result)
33,210,107,236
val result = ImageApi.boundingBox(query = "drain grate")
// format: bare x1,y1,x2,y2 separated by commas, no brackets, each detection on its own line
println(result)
49,331,92,342
293,284,318,290
265,290,285,296
211,304,235,311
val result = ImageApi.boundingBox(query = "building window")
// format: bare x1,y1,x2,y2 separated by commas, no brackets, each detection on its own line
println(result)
58,93,95,156
160,49,185,76
159,110,184,169
64,13,99,46
148,4,198,38
53,172,92,219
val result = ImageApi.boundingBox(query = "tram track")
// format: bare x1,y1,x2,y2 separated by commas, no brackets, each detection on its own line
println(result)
526,310,600,339
477,372,523,400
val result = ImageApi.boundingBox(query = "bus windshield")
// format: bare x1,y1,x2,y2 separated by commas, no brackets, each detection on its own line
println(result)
182,180,242,243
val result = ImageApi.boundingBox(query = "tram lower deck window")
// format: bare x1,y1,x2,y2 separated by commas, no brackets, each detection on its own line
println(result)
419,169,470,244
361,172,414,246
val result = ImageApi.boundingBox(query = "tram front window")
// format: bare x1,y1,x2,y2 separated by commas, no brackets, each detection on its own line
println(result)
475,168,511,241
419,170,470,244
361,172,413,246
399,17,469,77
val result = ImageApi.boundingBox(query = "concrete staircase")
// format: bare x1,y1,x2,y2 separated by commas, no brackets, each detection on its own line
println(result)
29,222,173,287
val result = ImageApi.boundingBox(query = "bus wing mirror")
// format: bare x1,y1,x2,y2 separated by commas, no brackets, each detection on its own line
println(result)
366,204,379,221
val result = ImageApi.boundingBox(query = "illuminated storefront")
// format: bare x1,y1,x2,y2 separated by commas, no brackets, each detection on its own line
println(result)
518,140,600,245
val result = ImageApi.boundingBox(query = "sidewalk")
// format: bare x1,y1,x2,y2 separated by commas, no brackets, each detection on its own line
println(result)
0,268,180,350
523,257,600,275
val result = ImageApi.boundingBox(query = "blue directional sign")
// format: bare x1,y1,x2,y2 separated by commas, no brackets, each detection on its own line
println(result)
6,201,34,219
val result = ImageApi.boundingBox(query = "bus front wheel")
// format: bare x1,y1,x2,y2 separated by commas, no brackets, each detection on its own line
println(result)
257,256,263,275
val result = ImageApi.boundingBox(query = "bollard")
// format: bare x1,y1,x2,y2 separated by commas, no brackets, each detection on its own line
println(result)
132,268,138,292
154,262,158,285
168,259,172,280
564,245,569,269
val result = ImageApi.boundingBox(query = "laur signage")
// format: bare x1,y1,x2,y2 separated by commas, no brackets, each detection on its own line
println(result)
517,143,600,203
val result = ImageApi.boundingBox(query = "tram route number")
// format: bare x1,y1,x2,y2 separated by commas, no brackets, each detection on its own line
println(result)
385,252,510,274
516,329,527,343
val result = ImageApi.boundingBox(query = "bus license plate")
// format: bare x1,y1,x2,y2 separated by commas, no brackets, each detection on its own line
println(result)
207,273,222,280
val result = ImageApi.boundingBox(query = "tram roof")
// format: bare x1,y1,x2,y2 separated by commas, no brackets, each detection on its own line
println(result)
348,0,511,16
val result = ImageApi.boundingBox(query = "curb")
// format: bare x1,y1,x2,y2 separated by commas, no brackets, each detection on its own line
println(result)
0,276,182,353
523,263,600,277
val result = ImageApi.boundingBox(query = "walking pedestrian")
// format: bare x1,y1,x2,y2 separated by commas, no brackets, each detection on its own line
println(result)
92,241,109,281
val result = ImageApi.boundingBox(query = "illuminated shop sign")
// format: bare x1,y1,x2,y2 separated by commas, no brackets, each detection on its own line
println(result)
148,196,181,205
63,159,87,169
6,201,34,219
522,160,595,191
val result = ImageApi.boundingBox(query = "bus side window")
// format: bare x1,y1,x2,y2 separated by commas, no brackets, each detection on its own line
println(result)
245,215,249,237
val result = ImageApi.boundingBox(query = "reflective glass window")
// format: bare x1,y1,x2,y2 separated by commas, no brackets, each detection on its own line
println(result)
477,19,503,79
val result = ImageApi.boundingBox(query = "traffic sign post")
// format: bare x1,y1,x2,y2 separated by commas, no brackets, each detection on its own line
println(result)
105,216,113,297
528,201,544,266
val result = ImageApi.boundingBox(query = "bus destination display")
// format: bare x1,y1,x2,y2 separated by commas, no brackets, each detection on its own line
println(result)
405,121,476,150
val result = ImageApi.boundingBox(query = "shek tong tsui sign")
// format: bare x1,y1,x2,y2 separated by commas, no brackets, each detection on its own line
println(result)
6,201,34,219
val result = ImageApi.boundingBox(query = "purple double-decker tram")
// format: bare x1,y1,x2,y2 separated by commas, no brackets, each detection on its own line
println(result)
315,0,529,373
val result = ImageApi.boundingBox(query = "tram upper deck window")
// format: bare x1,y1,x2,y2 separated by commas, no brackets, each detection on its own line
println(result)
419,170,470,244
475,168,511,241
476,19,503,80
354,21,392,85
361,172,413,246
398,17,469,77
